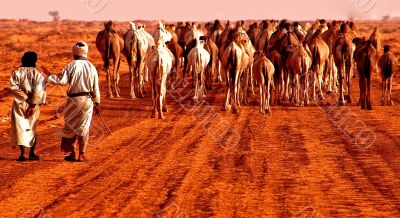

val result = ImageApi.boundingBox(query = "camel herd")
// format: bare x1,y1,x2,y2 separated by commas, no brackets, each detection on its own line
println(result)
95,19,397,118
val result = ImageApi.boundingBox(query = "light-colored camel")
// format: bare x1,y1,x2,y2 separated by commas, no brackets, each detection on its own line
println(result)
123,23,150,99
255,23,274,55
253,51,275,114
287,43,312,106
96,21,124,98
187,39,210,102
147,40,173,119
379,45,397,105
184,24,204,47
353,38,377,110
309,29,329,100
165,24,179,42
238,36,255,106
153,21,172,44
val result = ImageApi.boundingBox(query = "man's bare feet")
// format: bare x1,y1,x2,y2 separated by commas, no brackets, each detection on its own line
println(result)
77,153,88,162
64,152,76,162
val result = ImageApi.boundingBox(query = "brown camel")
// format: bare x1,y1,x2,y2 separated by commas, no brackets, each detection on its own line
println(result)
201,36,219,90
176,22,192,50
96,21,124,98
220,29,244,113
322,21,341,93
309,29,329,100
255,21,274,55
353,38,377,110
270,23,301,102
166,38,183,89
379,45,397,105
253,51,275,114
267,49,283,105
217,20,234,49
210,20,224,46
333,26,354,105
247,22,260,45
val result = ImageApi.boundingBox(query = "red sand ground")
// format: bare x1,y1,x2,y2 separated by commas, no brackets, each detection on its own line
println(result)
0,20,400,217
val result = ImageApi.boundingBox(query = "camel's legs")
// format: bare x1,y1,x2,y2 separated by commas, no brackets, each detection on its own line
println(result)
128,59,136,99
381,77,386,105
389,76,394,105
367,77,372,110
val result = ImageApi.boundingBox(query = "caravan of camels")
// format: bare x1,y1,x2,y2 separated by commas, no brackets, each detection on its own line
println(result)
95,19,397,118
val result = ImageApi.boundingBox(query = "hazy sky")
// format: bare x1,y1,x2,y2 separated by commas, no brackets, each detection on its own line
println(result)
1,0,399,21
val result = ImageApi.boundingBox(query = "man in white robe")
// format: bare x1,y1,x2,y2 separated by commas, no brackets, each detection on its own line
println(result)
43,41,100,162
10,51,46,161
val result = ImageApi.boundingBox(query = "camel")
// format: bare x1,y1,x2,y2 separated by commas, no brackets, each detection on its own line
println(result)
255,21,274,55
322,21,341,93
176,22,192,50
220,29,244,113
166,37,183,89
253,51,275,114
369,27,382,53
165,24,179,42
293,22,307,42
96,21,124,98
184,24,204,47
187,39,210,102
209,20,224,82
309,29,329,100
217,20,235,49
287,43,312,106
353,38,377,110
137,24,155,82
247,22,260,45
123,23,150,99
333,24,356,104
267,49,283,105
210,20,224,46
238,35,255,106
201,36,219,89
182,39,197,81
270,23,301,102
147,40,173,119
378,45,397,105
153,21,172,44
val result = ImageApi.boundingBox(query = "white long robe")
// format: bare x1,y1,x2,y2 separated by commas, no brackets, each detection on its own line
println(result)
47,60,100,138
10,67,46,147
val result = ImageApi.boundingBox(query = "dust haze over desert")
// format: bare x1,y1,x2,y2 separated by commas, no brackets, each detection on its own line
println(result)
1,0,400,217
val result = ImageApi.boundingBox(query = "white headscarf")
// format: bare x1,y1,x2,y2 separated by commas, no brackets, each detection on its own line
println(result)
72,41,89,58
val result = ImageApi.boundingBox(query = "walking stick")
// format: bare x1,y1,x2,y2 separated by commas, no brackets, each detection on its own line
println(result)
97,111,112,135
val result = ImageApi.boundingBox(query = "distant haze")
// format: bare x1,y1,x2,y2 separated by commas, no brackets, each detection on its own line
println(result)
1,0,399,21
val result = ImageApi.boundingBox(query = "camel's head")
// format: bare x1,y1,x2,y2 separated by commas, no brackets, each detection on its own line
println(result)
157,21,165,29
129,21,136,30
104,20,114,30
